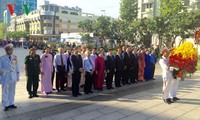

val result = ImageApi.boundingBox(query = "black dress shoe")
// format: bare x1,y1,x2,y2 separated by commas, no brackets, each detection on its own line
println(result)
110,87,114,89
89,91,94,93
85,92,89,94
164,99,173,104
61,89,66,91
127,82,131,85
4,107,9,111
78,93,82,95
29,94,33,99
33,94,39,97
173,97,180,101
9,105,17,108
73,95,78,97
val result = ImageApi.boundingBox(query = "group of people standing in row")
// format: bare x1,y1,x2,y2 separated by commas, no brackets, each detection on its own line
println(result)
0,43,158,111
24,45,157,98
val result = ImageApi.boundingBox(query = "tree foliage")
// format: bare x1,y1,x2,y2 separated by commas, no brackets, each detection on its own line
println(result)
78,19,94,32
0,22,7,39
7,31,28,40
120,0,138,22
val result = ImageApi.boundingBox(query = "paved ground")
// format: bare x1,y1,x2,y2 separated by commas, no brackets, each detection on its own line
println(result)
0,48,200,120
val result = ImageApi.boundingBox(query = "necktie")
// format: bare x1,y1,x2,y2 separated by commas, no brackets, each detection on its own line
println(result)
128,52,130,58
119,54,122,60
89,58,94,69
9,56,11,61
61,54,64,66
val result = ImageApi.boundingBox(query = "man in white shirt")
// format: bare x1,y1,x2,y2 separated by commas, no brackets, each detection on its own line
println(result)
53,47,67,92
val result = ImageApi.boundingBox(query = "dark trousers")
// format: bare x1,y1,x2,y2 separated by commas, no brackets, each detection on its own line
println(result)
106,70,114,89
115,70,123,87
130,68,135,83
27,74,39,95
84,72,93,93
51,66,55,87
133,66,139,81
56,65,65,90
72,72,81,96
151,63,155,79
130,66,139,83
122,68,130,84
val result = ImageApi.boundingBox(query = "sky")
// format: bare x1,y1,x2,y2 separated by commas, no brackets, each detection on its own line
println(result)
37,0,120,18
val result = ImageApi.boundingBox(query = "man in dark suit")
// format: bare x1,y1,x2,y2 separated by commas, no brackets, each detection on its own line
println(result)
71,47,83,97
105,48,115,90
115,46,124,87
130,47,139,83
122,46,131,85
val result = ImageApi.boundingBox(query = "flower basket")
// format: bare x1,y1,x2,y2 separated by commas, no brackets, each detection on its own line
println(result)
169,41,198,78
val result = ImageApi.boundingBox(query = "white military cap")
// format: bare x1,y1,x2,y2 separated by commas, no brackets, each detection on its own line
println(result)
161,47,169,54
4,43,13,50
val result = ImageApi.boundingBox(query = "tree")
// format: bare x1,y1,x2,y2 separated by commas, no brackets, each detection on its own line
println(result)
7,31,28,40
93,16,111,37
158,0,186,47
0,22,7,39
78,19,94,32
120,0,138,23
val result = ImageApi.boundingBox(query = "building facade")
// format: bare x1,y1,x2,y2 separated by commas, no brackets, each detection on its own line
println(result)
8,0,99,41
138,0,160,18
137,0,200,19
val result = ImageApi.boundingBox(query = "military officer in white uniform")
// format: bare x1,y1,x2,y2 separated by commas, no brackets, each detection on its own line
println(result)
0,43,20,111
159,48,173,104
169,71,180,102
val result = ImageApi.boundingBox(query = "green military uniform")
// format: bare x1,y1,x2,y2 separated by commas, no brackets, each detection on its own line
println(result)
24,54,41,96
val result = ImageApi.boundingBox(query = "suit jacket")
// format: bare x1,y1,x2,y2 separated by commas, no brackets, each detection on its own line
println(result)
105,55,115,72
0,55,20,85
115,54,124,71
130,53,139,70
123,51,131,69
78,54,83,68
71,54,82,73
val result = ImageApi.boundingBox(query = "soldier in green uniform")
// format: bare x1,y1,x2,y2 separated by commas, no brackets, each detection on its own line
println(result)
24,46,41,98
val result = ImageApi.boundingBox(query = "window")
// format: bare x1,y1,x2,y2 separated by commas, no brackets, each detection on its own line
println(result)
55,16,59,20
43,23,53,27
50,6,54,11
56,24,59,27
70,12,78,15
43,15,52,20
147,4,152,8
45,6,48,11
62,11,68,14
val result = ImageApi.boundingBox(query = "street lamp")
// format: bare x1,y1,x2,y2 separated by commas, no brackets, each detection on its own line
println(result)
101,10,106,16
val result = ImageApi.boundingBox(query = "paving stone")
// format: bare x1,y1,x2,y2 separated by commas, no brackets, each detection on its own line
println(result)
51,110,82,120
94,112,125,120
120,113,148,120
73,111,103,120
